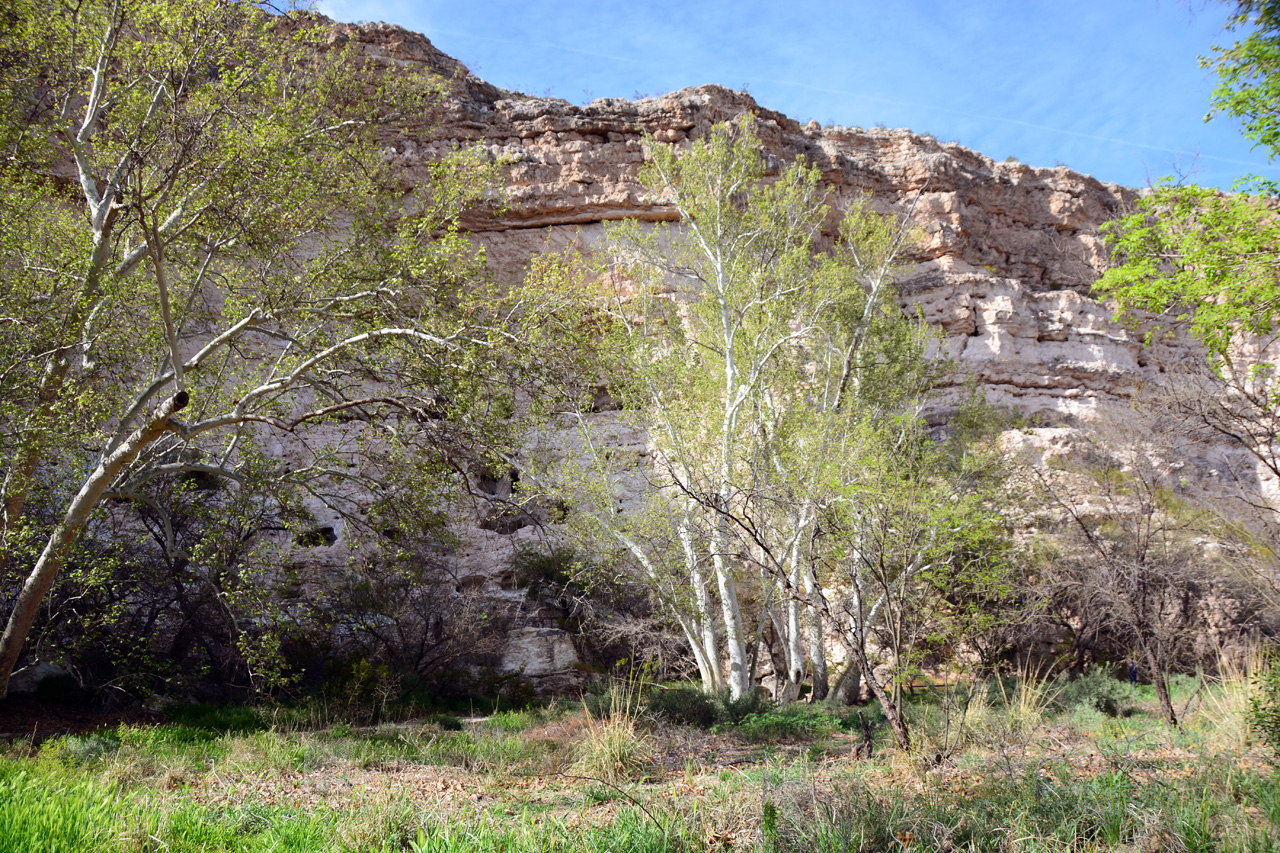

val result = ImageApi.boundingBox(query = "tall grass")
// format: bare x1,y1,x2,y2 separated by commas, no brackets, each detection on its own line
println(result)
409,808,682,853
572,678,651,785
1204,645,1268,751
0,764,137,853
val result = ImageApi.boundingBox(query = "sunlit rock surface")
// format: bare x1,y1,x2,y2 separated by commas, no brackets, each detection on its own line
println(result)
327,19,1261,686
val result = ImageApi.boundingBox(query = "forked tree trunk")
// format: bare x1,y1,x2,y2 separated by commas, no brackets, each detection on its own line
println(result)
852,641,911,752
0,392,188,698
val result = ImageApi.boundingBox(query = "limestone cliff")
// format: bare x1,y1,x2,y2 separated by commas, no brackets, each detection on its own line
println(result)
336,20,1183,423
329,19,1245,685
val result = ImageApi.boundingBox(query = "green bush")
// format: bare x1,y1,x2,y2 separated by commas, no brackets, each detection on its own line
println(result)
644,686,719,727
640,684,776,731
1250,654,1280,756
715,687,772,725
728,707,833,743
1059,670,1136,717
640,683,874,739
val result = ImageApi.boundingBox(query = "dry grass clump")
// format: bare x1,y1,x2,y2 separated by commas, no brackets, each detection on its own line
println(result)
571,680,652,785
1204,645,1267,751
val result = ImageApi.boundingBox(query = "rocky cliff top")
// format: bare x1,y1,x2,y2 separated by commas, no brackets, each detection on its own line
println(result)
333,17,1134,296
328,17,1168,431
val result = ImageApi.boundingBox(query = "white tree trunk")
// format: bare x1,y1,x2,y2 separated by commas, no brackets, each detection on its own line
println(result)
0,391,189,698
780,553,804,703
712,538,749,699
681,515,723,692
804,567,829,701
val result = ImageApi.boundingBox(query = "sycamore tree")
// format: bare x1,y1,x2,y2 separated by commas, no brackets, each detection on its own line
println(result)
522,118,1015,725
522,118,861,698
0,0,515,698
594,118,930,701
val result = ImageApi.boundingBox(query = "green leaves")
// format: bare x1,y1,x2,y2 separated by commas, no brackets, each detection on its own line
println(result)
1097,184,1280,359
1099,3,1280,362
0,0,532,696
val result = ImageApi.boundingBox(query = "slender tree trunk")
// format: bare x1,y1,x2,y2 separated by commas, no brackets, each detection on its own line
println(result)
711,516,748,697
676,617,717,693
804,568,828,701
681,518,723,692
783,558,804,702
767,607,801,703
1142,642,1178,727
0,391,188,698
852,639,910,752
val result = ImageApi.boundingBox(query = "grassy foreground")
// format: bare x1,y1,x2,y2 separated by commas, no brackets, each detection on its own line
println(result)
2,675,1278,853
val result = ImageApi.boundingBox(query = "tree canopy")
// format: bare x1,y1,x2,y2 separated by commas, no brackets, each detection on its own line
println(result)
0,0,524,698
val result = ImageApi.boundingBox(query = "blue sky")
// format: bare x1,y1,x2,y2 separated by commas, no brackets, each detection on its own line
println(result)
317,1,1280,189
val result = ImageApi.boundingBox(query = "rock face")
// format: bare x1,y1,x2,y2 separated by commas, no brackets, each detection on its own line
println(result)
332,19,1238,685
342,20,1165,417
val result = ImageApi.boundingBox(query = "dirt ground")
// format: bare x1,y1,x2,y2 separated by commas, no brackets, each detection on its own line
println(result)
0,694,161,742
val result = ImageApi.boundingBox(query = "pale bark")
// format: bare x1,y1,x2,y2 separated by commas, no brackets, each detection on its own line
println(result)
680,514,724,692
804,567,829,701
0,391,190,698
713,546,749,698
779,549,804,703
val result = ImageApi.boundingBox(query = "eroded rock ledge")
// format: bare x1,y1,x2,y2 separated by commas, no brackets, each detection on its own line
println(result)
331,18,1223,686
335,18,1172,426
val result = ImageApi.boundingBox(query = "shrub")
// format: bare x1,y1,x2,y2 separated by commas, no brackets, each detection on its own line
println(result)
433,715,464,731
715,687,772,725
1058,670,1136,717
1249,653,1280,755
729,708,833,743
644,686,719,727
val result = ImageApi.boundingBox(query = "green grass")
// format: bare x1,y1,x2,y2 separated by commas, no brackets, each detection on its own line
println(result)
0,760,408,853
3,673,1277,852
409,808,684,853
